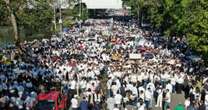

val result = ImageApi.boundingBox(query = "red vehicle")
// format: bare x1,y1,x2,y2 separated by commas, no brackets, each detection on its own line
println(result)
36,91,68,110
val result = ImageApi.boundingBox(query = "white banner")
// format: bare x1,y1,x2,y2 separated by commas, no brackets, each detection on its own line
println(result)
82,0,122,9
129,54,142,59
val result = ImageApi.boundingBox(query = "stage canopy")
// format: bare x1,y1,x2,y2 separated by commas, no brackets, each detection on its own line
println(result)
82,0,123,9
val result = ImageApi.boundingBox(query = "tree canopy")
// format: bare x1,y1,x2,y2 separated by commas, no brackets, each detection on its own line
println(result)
0,0,54,39
123,0,208,62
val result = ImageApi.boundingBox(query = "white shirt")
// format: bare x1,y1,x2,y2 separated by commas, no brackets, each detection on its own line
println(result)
146,83,155,92
166,84,173,93
126,83,133,91
164,73,170,80
107,79,112,89
171,77,176,85
111,85,119,96
153,76,159,83
80,80,87,89
70,80,76,90
107,97,115,110
138,86,145,93
113,108,119,110
166,92,171,103
205,94,208,106
131,86,138,96
71,98,78,108
114,93,122,105
137,75,143,82
131,75,137,83
145,90,152,101
137,103,145,110
177,77,184,84
184,99,190,108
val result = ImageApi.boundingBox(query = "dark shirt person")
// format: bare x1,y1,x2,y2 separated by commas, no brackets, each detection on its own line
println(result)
80,97,89,110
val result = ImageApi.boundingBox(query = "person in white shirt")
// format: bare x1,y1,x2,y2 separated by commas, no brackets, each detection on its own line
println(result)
70,79,77,97
114,91,123,108
146,82,155,94
107,96,115,110
107,78,112,97
176,75,184,94
138,86,145,94
184,97,190,109
126,82,134,91
131,85,138,97
205,93,208,109
111,82,119,96
71,79,77,90
155,88,163,108
80,79,87,92
139,90,145,101
145,88,153,110
137,99,145,110
165,89,171,104
71,95,78,110
166,81,173,94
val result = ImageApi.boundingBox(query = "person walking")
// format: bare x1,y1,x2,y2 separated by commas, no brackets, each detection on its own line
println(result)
79,97,89,110
71,95,79,110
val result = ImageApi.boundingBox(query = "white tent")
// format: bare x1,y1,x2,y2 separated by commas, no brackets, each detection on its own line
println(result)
82,0,122,9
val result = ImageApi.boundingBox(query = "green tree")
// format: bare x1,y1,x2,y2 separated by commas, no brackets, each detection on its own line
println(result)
144,0,208,62
17,0,53,35
1,0,53,44
185,0,208,57
125,0,208,62
2,0,23,43
72,3,88,21
0,0,9,26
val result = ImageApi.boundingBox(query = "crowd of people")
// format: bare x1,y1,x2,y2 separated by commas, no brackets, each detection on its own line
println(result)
0,19,207,110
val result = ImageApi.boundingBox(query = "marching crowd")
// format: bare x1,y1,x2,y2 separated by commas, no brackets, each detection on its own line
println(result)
0,19,208,110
